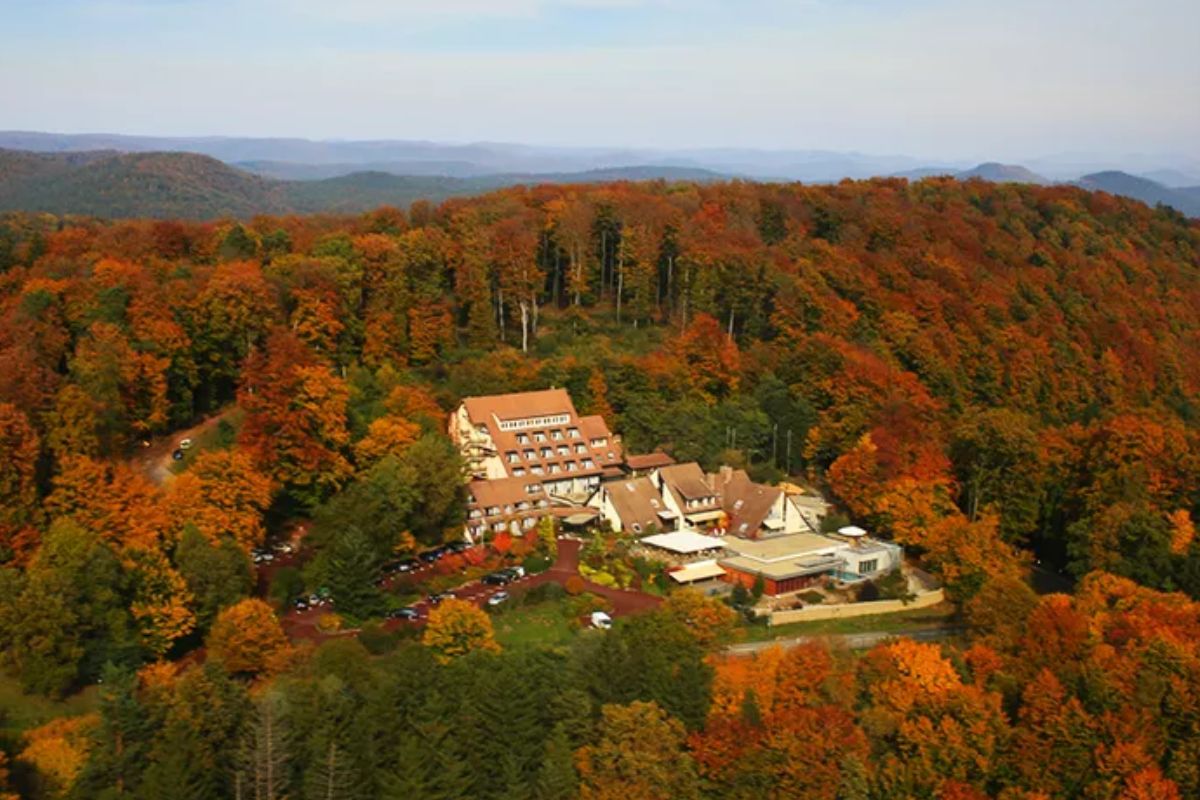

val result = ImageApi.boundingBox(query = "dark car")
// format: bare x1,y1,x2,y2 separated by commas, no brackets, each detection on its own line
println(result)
388,607,419,620
482,572,511,586
397,558,420,572
446,541,471,554
418,547,446,564
427,591,455,605
171,449,185,461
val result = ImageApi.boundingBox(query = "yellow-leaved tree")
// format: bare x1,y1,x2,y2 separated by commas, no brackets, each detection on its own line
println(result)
206,598,291,676
422,598,500,664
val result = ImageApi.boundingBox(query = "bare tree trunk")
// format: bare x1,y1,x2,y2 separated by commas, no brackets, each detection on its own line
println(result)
728,309,735,340
616,251,624,324
519,301,530,353
497,287,506,342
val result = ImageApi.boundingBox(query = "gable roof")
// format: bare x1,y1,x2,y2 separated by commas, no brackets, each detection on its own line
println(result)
712,467,782,538
657,462,718,503
604,477,667,532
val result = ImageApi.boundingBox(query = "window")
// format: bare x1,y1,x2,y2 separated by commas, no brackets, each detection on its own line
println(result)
575,444,587,454
549,464,560,474
506,451,519,463
531,465,544,475
858,559,878,575
551,430,563,440
513,468,526,477
516,433,529,445
582,459,594,469
557,445,569,456
534,432,546,443
524,449,535,460
566,461,577,472
568,428,580,439
632,523,642,533
540,447,552,458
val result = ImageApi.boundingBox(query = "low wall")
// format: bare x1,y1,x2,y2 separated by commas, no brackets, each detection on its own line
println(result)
766,587,946,625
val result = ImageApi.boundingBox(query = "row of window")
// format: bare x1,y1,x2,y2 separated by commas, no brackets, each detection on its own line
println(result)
498,414,571,432
506,443,590,463
511,459,595,477
508,424,578,443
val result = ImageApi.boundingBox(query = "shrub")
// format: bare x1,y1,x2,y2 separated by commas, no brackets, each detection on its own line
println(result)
269,566,305,607
798,590,824,605
524,582,566,605
316,613,343,633
522,552,553,575
358,622,398,655
857,580,881,602
590,571,618,588
564,575,586,595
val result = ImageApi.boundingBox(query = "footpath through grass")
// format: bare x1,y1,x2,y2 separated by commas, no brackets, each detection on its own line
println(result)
737,602,958,643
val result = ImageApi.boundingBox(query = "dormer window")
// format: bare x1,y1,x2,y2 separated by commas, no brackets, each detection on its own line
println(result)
568,428,580,439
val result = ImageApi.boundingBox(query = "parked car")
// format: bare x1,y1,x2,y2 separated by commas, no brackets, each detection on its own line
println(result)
497,566,526,581
293,598,309,611
272,541,294,555
427,591,455,605
389,607,419,620
482,572,511,586
487,591,510,607
397,558,420,572
590,611,613,630
418,548,446,564
171,449,185,461
446,541,470,553
178,438,194,450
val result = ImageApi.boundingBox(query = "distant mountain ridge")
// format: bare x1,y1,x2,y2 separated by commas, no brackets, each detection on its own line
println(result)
0,149,729,219
1,145,1197,220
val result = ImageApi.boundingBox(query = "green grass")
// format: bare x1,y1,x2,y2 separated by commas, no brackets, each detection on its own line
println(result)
491,600,580,649
737,602,957,642
0,673,99,740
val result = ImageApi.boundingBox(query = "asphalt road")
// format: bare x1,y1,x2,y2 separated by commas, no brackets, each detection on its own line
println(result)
725,624,966,655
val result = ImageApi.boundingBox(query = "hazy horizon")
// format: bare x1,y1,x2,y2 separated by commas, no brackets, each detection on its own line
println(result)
3,0,1198,164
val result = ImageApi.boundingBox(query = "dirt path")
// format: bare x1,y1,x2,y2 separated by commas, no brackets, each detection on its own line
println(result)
132,408,237,485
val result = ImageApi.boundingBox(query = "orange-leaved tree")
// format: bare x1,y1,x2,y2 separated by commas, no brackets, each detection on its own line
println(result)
165,447,274,552
206,598,290,676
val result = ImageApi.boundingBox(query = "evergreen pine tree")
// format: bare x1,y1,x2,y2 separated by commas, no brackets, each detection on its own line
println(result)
534,725,577,800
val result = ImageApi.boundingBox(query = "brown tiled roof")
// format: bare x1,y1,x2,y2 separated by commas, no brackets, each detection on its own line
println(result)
467,476,544,509
578,414,611,440
625,452,676,470
462,388,575,424
604,477,669,532
657,463,719,504
712,467,781,538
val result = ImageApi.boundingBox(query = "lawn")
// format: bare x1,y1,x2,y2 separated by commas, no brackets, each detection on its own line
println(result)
0,673,99,740
737,601,958,643
490,599,581,649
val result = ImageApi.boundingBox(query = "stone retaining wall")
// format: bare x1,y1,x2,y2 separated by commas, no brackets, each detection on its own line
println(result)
766,587,946,625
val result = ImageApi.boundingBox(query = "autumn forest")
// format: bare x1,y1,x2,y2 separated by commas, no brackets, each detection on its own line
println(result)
0,176,1199,799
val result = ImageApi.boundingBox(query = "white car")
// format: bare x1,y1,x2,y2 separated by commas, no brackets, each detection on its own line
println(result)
178,438,194,450
590,611,612,630
487,591,510,607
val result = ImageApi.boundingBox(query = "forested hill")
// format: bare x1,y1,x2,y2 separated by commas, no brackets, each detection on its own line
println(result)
0,177,1199,798
1,175,1196,583
0,148,726,219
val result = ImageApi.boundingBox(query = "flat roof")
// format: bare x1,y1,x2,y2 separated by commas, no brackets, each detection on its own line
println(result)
641,530,727,554
668,560,727,583
721,532,845,562
721,553,845,581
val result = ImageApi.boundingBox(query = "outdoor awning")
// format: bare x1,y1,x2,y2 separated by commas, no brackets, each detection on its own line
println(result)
668,561,727,583
641,530,727,554
686,510,725,523
657,510,679,519
563,511,598,526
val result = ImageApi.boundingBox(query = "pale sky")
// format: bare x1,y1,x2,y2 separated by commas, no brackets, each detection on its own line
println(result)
1,0,1197,161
